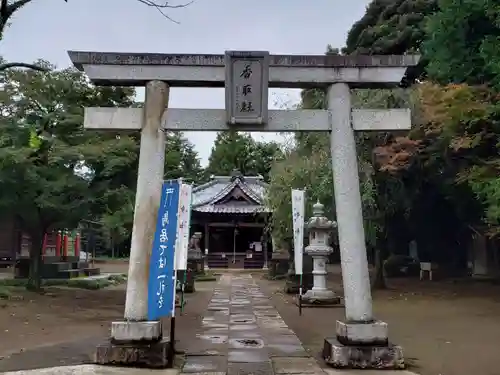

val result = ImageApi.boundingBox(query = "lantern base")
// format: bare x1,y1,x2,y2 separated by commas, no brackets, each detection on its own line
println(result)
300,289,341,306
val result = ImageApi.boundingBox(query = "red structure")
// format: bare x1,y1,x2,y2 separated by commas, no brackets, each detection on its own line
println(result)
42,233,48,258
63,231,68,257
74,231,80,258
55,230,62,257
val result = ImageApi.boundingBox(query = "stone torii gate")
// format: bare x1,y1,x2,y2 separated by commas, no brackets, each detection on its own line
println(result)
68,50,418,369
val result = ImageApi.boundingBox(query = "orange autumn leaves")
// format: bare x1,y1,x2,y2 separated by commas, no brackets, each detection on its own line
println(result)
374,82,498,174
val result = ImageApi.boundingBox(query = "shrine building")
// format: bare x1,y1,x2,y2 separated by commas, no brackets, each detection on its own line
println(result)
190,170,272,269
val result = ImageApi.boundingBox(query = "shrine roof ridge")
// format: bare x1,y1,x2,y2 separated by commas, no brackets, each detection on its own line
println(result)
68,51,421,70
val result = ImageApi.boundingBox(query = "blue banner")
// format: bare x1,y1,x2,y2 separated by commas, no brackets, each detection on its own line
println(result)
147,180,180,320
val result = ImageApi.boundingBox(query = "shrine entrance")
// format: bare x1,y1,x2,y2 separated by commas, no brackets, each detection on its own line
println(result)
71,49,419,368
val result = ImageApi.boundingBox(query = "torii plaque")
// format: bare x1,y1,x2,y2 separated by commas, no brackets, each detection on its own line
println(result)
225,51,269,125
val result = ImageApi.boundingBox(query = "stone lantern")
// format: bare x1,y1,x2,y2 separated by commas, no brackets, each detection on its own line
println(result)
301,201,340,305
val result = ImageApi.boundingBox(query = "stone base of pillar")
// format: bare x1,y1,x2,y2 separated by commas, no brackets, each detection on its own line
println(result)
94,320,172,368
111,321,162,341
322,320,404,369
300,289,341,307
95,338,172,368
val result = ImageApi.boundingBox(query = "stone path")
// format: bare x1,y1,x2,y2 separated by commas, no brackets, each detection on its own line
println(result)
181,273,329,375
1,273,418,375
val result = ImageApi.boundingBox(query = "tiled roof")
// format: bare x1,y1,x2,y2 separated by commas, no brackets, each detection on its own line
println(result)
194,203,271,214
192,173,269,214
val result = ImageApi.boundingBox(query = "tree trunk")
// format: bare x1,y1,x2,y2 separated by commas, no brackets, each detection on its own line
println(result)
371,247,387,289
27,230,44,292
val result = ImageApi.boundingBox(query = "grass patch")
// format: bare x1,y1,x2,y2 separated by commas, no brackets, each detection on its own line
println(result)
195,275,217,282
0,274,128,290
263,273,287,281
194,270,218,282
0,286,12,299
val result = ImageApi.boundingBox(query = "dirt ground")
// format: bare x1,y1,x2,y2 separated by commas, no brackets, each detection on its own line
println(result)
3,261,500,375
0,261,216,372
256,266,500,375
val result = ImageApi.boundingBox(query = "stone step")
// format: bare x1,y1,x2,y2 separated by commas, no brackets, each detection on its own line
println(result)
84,267,101,276
57,269,84,279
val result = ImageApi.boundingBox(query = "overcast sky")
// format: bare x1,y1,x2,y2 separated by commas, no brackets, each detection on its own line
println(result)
2,0,370,165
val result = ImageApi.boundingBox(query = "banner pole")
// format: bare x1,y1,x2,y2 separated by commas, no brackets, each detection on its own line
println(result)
181,270,187,314
168,316,176,366
299,274,303,316
168,178,182,367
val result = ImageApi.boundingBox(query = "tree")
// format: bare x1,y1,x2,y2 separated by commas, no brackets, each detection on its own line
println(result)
88,128,203,256
265,142,334,247
375,83,500,237
344,0,437,55
343,0,438,83
0,61,137,289
267,42,416,288
206,131,282,181
424,0,500,90
89,127,203,256
164,131,204,184
0,0,191,71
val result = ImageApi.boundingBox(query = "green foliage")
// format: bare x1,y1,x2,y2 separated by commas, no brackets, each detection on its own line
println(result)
344,0,437,55
164,131,204,183
0,60,138,288
206,131,283,181
0,274,127,289
0,286,12,299
343,0,438,82
0,58,205,272
413,83,500,235
338,0,500,266
0,61,135,238
424,0,500,89
265,144,334,246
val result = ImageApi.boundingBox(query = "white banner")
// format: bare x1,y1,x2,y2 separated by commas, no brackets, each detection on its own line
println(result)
175,183,193,271
291,189,305,275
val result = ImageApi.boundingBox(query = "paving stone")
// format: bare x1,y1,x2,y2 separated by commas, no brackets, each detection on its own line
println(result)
254,311,280,318
227,361,274,375
1,365,180,375
207,306,230,313
323,370,418,375
228,338,265,349
229,314,256,324
267,343,308,357
253,305,275,310
201,322,229,330
182,355,227,373
186,274,329,375
228,330,262,339
202,316,229,325
186,334,228,356
264,334,302,346
272,357,323,374
229,308,254,315
263,327,296,335
199,329,229,337
229,324,259,331
256,318,288,329
228,349,270,363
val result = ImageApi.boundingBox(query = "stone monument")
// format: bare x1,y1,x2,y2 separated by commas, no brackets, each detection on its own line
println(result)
268,236,289,279
177,232,203,294
187,232,203,274
301,201,340,306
